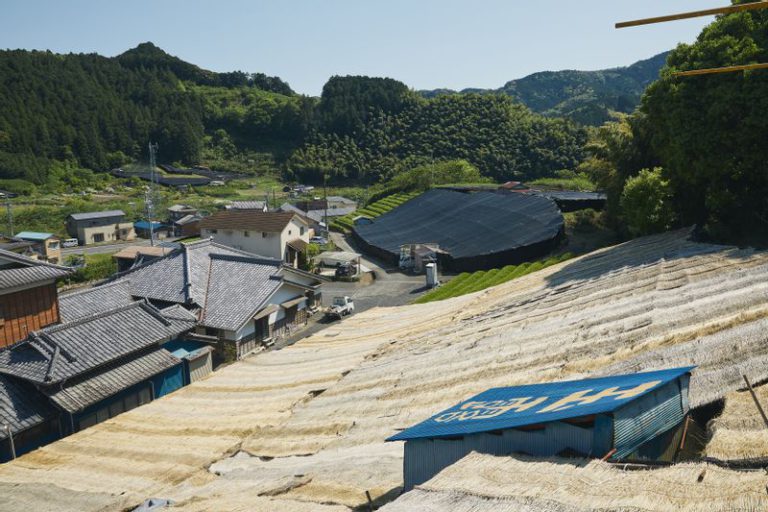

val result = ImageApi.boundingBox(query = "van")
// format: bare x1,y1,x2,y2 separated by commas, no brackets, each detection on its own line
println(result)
62,238,79,248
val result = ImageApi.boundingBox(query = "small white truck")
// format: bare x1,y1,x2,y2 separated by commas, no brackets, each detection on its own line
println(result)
325,296,355,320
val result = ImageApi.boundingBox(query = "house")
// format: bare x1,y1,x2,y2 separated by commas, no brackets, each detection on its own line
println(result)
388,367,694,491
0,301,196,454
200,211,311,267
326,196,358,210
173,214,203,237
167,204,198,222
66,210,135,245
0,373,59,462
108,239,325,359
0,249,73,348
225,201,268,212
13,232,61,264
279,202,321,234
134,220,171,240
112,246,174,272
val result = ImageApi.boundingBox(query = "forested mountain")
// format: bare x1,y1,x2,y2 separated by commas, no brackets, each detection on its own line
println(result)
421,52,669,125
0,43,587,190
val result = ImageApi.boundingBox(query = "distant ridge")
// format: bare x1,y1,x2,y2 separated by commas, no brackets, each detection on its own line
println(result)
420,52,669,125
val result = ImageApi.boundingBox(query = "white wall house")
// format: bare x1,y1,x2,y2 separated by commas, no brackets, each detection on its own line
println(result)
200,211,310,266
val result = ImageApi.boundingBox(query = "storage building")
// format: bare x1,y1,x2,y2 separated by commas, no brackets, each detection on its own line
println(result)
388,367,694,491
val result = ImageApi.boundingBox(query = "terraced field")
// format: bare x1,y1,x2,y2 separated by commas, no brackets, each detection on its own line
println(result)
329,192,420,233
3,229,768,511
415,252,574,303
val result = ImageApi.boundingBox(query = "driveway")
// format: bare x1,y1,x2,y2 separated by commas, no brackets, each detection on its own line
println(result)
277,233,430,347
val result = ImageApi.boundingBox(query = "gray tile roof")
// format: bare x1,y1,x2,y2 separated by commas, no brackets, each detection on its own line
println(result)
109,240,284,331
0,248,73,289
228,201,267,210
201,254,283,330
59,281,136,323
68,210,125,221
45,347,180,413
0,374,56,439
0,302,195,385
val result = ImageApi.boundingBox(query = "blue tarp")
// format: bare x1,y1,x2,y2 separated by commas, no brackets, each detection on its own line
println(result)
388,367,694,442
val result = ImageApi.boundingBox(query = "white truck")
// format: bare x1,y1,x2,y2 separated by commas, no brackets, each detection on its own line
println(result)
325,296,355,320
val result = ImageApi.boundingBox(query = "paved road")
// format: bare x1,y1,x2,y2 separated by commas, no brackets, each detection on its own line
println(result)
278,233,430,347
62,237,180,256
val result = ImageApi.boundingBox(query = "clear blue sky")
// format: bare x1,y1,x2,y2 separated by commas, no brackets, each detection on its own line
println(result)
1,0,716,95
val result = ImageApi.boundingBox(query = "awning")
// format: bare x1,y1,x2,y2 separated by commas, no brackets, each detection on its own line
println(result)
286,238,309,252
281,296,307,309
253,304,279,321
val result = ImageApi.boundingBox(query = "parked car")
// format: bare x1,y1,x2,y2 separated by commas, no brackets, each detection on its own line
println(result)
335,262,357,278
62,238,79,248
324,296,355,320
310,236,328,245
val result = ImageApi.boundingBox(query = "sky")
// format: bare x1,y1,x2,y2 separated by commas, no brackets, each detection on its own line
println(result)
0,0,716,96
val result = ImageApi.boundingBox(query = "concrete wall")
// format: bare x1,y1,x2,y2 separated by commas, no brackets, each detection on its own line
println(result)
202,218,309,262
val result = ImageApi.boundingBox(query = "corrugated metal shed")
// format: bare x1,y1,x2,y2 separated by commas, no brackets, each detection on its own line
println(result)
388,367,694,441
392,368,694,491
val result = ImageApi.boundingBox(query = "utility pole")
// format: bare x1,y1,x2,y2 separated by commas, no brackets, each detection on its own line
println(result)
323,173,329,238
147,142,159,247
5,199,13,237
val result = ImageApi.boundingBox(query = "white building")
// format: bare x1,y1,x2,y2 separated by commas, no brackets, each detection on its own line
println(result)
200,211,310,267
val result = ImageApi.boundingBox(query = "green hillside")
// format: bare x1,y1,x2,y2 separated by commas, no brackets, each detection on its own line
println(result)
421,52,669,126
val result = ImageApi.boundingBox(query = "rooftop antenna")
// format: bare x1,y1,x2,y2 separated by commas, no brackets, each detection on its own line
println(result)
147,142,159,247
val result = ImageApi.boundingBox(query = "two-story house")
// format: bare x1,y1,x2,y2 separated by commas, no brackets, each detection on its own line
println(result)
0,249,73,348
199,211,310,266
66,210,136,245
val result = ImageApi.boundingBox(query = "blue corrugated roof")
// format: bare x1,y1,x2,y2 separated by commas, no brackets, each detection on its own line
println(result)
387,367,694,442
134,220,165,230
15,231,55,241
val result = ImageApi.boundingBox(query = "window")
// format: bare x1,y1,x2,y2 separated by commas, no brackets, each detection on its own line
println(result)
288,230,292,235
93,233,105,243
244,230,250,237
262,232,268,238
210,229,218,235
48,241,59,250
300,227,305,236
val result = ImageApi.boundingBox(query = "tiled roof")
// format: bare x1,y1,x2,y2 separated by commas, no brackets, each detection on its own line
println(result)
109,240,285,330
0,302,195,385
68,210,125,221
173,214,201,226
228,201,267,210
45,347,180,413
201,254,282,330
0,374,56,439
58,281,136,323
14,231,56,241
201,211,304,232
0,248,73,289
168,204,197,212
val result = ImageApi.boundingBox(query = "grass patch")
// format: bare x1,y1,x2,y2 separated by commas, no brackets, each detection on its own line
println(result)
414,252,575,304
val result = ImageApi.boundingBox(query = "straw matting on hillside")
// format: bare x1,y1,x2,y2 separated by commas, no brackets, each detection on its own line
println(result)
2,229,768,511
379,452,768,512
